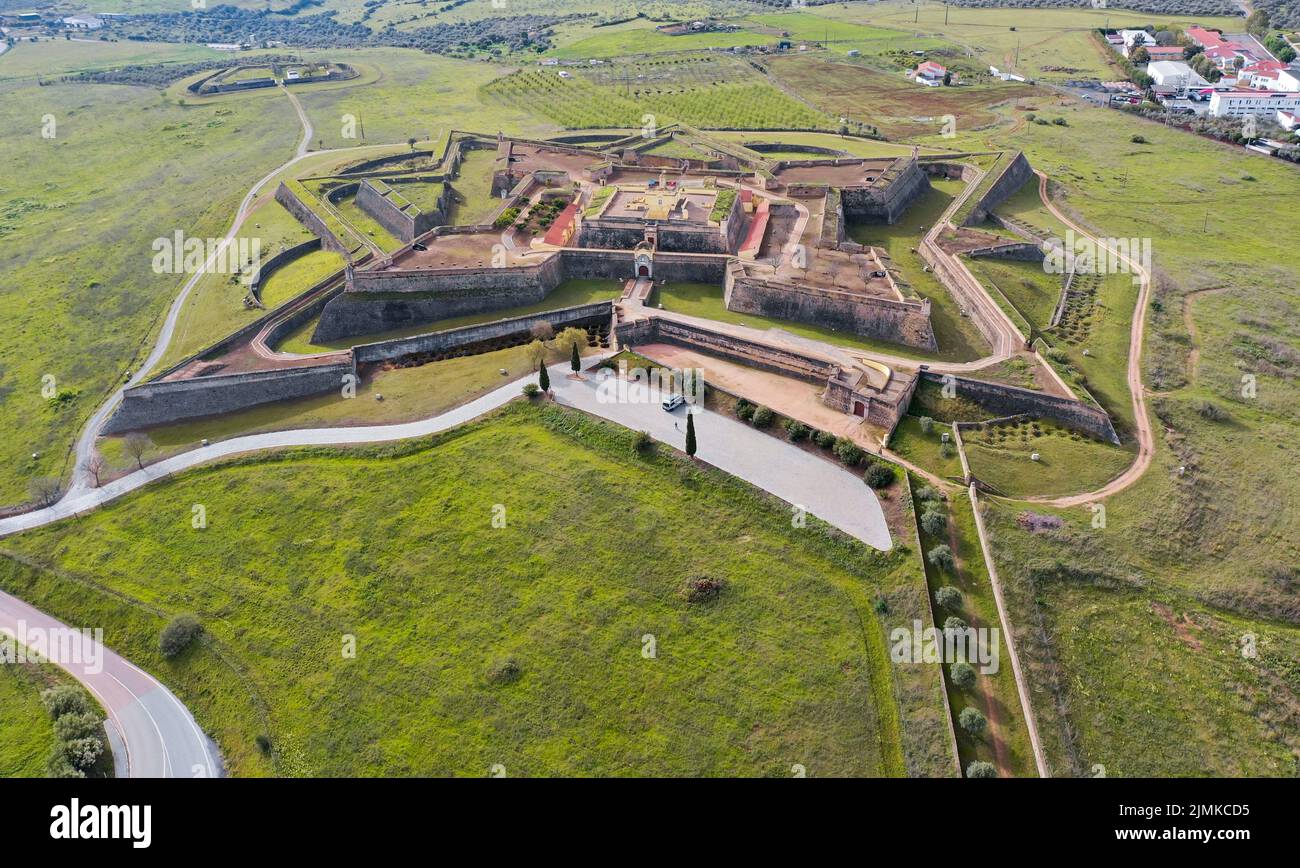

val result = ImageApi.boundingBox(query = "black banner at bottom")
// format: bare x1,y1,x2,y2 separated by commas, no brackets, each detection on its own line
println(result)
1,777,1285,855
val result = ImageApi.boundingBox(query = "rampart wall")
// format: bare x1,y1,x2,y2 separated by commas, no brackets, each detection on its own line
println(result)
104,360,355,434
919,370,1119,444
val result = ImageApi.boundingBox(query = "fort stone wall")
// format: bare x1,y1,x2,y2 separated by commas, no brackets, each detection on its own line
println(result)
104,360,356,434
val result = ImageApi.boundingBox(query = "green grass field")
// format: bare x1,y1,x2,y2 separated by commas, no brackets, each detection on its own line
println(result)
0,49,301,507
0,660,62,777
961,418,1133,498
889,416,964,481
2,402,952,777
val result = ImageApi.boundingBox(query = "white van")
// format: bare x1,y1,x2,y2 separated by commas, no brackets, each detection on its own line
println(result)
662,394,685,412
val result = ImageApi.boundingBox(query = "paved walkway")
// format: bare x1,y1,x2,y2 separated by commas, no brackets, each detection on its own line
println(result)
550,372,892,551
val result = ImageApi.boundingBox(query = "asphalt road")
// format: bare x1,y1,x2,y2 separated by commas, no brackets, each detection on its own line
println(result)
0,589,221,778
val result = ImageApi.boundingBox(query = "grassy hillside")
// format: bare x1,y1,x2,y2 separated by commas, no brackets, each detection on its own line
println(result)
0,403,952,777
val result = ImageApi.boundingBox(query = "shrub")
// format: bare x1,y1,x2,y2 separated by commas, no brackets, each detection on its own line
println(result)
939,441,956,460
159,615,201,659
949,660,976,690
915,485,942,504
1130,134,1147,144
966,760,997,778
919,508,947,536
41,685,90,719
918,416,935,434
1052,116,1068,126
53,712,103,744
873,597,889,614
522,382,540,398
929,545,957,573
46,752,87,779
959,706,987,737
784,419,810,441
751,405,774,428
487,657,522,685
634,430,654,453
933,583,961,608
734,398,755,421
60,736,105,770
944,616,968,632
1196,400,1227,421
833,437,865,466
682,574,726,603
863,462,894,489
814,430,837,448
255,734,272,755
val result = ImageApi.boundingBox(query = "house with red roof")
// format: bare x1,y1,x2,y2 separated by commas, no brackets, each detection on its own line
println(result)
911,60,948,87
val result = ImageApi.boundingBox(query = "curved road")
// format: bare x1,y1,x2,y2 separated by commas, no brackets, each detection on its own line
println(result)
0,589,221,778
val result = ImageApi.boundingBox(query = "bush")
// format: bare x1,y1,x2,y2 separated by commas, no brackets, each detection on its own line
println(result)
521,382,540,398
959,706,987,737
53,712,103,744
41,685,90,719
784,419,810,441
934,583,961,608
939,441,956,460
682,574,726,603
159,615,202,659
750,405,774,428
915,485,942,504
1196,400,1227,421
734,398,755,421
929,545,957,573
949,660,976,690
60,736,105,770
46,752,87,779
487,657,522,685
918,416,935,434
919,508,947,536
255,734,272,755
966,760,997,778
833,437,865,466
1051,117,1068,126
633,430,654,453
944,616,968,632
814,430,837,448
1130,134,1147,144
863,462,894,489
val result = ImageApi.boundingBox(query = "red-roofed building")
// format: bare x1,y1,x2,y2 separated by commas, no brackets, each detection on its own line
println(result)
541,202,580,248
1187,26,1227,49
912,60,947,86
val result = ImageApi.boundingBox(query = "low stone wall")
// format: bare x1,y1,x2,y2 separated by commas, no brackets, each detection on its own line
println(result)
919,370,1119,444
104,360,356,434
355,302,613,365
248,238,322,302
725,269,937,350
617,317,836,384
966,241,1044,262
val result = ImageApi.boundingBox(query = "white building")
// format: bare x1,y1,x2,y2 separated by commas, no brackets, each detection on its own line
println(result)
1277,109,1299,131
1147,61,1208,96
1118,29,1155,57
1209,90,1300,118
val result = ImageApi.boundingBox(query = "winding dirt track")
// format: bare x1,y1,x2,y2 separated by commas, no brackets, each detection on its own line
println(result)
1023,170,1155,509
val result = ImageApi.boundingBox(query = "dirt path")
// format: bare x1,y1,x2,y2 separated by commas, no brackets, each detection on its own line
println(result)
1182,285,1231,385
1025,170,1155,509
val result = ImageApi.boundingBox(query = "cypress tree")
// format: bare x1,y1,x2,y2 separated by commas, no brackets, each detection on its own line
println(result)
538,359,550,393
685,411,697,458
570,341,580,372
